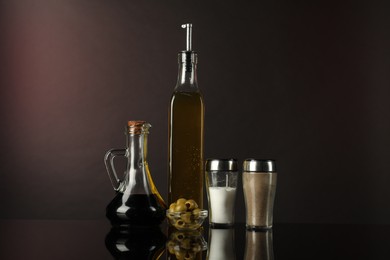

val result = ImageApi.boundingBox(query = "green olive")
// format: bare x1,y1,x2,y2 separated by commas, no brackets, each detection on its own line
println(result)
185,200,198,210
176,198,187,205
192,208,201,216
181,212,192,223
175,203,187,212
169,203,177,213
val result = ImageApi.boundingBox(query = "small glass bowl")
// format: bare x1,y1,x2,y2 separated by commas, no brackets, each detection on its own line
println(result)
166,210,208,231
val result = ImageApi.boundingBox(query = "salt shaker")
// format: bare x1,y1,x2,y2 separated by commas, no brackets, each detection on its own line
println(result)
205,159,238,228
243,159,277,230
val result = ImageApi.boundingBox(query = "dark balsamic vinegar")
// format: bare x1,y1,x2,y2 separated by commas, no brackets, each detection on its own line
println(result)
106,193,166,227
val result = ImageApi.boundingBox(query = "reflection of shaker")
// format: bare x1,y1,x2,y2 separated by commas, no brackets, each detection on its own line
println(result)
244,230,274,260
243,159,277,230
207,228,235,260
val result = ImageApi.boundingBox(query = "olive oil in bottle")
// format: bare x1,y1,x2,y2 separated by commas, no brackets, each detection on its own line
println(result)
168,23,204,208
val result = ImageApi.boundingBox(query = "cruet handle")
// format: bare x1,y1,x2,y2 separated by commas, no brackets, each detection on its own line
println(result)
104,149,126,191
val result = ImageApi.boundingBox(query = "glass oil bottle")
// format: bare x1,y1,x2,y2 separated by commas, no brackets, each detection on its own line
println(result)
104,121,166,227
168,23,205,208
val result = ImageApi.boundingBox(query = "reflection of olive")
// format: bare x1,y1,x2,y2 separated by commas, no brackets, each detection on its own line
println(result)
167,231,205,260
181,238,191,250
175,249,186,259
167,242,176,254
174,232,185,241
175,219,186,228
192,244,202,253
168,245,175,254
184,251,195,260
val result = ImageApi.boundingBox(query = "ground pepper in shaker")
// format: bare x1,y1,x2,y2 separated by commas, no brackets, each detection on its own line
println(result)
205,159,238,228
243,159,277,230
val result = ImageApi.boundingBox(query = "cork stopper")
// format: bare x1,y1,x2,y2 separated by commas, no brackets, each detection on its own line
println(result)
127,121,146,127
126,121,151,134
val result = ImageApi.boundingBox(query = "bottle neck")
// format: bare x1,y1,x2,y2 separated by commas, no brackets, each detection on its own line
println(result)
126,133,148,170
123,131,152,195
175,51,199,91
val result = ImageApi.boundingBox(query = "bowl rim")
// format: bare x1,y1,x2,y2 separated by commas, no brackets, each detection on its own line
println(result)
166,209,208,217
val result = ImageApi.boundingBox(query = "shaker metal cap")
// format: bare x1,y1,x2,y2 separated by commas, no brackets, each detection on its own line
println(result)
243,159,276,172
206,159,238,171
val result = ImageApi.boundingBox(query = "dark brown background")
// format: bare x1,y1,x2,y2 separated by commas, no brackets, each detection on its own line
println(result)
1,0,389,224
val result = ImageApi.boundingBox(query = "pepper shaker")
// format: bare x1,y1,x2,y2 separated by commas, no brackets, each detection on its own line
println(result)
243,159,277,230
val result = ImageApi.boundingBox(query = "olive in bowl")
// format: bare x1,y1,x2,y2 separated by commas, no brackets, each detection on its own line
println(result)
166,198,208,231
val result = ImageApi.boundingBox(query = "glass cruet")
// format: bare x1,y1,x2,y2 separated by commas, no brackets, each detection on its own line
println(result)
104,121,166,227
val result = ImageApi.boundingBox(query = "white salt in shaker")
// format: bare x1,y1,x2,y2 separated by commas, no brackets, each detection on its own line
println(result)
205,159,238,228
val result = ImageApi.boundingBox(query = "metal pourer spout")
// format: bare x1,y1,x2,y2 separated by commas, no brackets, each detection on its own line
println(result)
181,23,192,51
179,23,196,70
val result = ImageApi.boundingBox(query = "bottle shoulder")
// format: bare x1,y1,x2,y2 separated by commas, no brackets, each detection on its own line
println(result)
173,83,201,93
169,91,205,114
170,90,204,102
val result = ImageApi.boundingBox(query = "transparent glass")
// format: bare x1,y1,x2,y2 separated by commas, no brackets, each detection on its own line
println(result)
243,171,277,230
206,170,238,227
104,121,166,227
168,52,205,208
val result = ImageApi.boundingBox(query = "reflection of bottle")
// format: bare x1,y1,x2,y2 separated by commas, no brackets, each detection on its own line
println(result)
244,230,274,260
105,227,166,259
207,228,235,260
168,24,205,208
